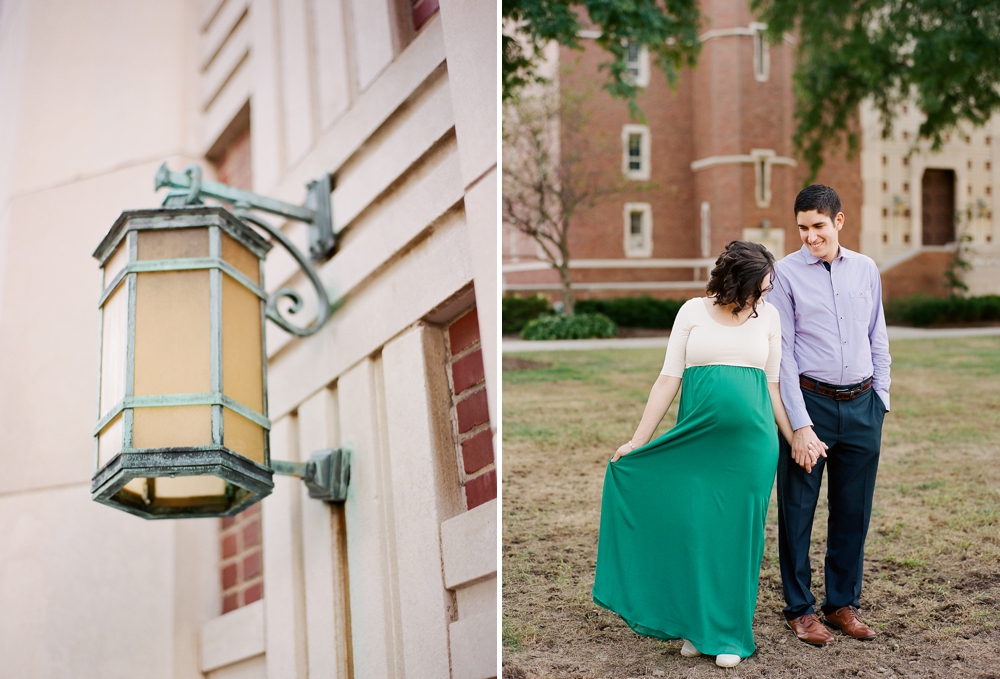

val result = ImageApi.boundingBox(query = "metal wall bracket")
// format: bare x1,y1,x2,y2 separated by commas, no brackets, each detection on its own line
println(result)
155,163,340,337
271,448,350,503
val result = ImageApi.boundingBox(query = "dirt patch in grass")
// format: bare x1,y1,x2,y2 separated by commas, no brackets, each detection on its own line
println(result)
502,337,1000,678
504,357,554,371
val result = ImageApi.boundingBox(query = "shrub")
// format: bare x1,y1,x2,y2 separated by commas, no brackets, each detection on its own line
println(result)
502,294,552,334
884,294,1000,326
576,295,686,329
520,313,617,340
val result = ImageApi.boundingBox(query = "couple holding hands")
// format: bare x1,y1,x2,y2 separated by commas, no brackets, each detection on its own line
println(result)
593,184,891,668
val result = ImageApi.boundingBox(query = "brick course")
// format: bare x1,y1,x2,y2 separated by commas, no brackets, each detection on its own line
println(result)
445,307,496,510
219,504,264,614
212,113,262,615
504,0,865,296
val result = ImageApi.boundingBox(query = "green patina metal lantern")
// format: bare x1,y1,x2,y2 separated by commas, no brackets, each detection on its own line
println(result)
91,164,349,519
92,206,274,518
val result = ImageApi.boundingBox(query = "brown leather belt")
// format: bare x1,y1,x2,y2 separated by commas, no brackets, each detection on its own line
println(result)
799,375,873,401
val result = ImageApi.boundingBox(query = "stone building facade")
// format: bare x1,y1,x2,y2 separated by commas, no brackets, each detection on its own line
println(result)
0,0,496,678
503,0,1000,302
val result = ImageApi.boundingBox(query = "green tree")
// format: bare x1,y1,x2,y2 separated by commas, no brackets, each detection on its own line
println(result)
502,90,627,315
502,0,701,117
753,0,1000,180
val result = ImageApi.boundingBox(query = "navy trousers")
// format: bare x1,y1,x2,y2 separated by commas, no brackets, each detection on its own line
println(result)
776,385,886,621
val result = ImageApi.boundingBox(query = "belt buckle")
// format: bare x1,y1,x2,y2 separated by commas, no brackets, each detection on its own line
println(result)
834,388,854,401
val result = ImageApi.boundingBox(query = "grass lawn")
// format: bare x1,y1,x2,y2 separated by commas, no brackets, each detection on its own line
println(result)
502,337,1000,679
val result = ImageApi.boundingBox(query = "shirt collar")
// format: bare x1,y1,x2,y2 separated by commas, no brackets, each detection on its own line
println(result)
798,244,856,266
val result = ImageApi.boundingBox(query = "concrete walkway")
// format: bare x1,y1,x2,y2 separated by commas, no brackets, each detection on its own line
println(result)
502,325,1000,353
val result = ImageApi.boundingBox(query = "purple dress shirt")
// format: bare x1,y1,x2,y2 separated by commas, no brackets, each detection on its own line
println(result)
770,245,891,431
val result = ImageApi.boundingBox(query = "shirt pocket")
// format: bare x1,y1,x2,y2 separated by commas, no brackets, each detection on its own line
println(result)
849,290,873,323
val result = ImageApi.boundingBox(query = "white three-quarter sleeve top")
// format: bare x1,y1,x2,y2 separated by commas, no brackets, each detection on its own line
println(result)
660,297,782,382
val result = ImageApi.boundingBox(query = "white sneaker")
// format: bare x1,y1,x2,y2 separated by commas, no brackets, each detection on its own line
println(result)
715,654,741,668
680,639,701,657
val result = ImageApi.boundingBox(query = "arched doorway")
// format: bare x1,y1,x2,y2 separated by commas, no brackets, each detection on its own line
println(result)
921,169,956,245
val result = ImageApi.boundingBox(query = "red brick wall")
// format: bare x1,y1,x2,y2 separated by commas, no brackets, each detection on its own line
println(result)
211,116,259,614
411,0,438,30
504,0,865,295
447,307,496,509
220,503,264,613
213,124,252,191
881,251,952,301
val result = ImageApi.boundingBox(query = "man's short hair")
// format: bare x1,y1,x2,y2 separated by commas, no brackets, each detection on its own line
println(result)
794,184,842,221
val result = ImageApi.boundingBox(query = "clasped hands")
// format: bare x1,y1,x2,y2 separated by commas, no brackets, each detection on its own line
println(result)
791,426,828,473
612,428,828,470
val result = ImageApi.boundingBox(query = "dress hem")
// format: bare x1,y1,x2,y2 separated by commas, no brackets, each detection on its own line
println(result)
592,593,755,659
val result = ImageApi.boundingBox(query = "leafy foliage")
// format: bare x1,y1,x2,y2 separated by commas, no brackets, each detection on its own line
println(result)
884,294,1000,326
503,294,553,334
576,295,686,329
502,0,701,119
753,0,1000,180
520,312,618,340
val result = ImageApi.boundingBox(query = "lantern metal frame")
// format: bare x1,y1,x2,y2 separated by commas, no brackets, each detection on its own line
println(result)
155,162,338,338
90,164,349,519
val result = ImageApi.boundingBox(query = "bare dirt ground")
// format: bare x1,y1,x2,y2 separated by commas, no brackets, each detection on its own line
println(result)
502,337,1000,678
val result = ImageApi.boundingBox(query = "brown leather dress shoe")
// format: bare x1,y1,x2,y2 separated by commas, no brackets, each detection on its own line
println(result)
823,606,877,639
785,613,835,646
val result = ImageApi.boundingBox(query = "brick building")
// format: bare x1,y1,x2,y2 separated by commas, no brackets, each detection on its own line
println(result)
503,0,1000,302
0,1,496,678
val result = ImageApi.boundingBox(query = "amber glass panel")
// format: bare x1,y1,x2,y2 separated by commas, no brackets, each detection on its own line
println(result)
121,478,150,502
102,240,129,289
118,477,229,511
137,228,209,260
224,408,265,464
154,475,226,498
221,232,260,284
100,283,128,417
97,413,124,468
132,405,212,449
134,270,211,396
222,274,264,412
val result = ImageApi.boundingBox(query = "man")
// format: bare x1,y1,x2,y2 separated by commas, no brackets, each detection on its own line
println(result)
769,184,891,646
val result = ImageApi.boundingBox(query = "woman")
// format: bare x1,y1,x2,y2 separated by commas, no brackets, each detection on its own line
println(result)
592,241,808,668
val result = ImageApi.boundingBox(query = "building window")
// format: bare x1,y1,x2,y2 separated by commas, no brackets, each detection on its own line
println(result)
624,40,650,87
621,124,651,180
623,202,653,257
751,149,775,208
753,28,770,82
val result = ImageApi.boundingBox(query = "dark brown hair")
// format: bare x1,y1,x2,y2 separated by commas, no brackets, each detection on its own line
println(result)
705,241,775,317
794,184,842,221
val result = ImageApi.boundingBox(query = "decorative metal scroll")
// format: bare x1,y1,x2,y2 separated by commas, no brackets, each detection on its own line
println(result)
156,163,338,338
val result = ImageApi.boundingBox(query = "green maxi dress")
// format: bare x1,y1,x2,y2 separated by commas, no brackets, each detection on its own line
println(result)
592,364,779,658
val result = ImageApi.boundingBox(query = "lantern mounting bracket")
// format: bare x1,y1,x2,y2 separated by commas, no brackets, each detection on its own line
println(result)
155,163,339,337
155,163,335,261
271,448,350,503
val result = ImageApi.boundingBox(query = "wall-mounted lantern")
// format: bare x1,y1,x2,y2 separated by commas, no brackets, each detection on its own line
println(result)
91,164,348,519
